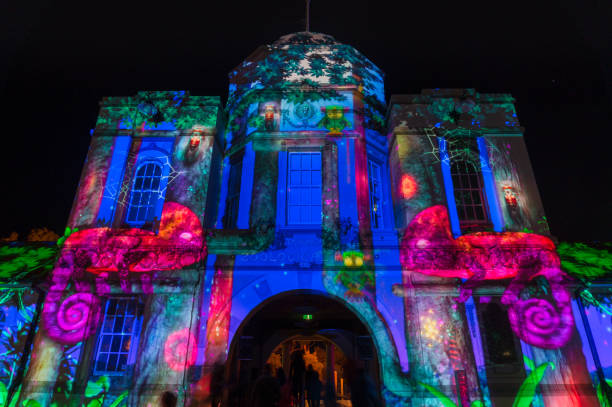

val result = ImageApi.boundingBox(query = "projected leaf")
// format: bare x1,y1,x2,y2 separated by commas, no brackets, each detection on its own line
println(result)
0,382,6,407
512,361,553,407
108,391,128,407
557,242,612,280
596,379,612,407
417,382,458,407
0,245,58,280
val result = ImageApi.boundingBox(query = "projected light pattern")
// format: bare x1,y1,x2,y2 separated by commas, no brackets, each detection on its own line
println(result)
400,174,418,199
399,205,574,349
420,309,445,345
164,328,197,371
98,151,185,222
335,250,374,299
13,32,606,407
318,105,351,135
43,202,205,345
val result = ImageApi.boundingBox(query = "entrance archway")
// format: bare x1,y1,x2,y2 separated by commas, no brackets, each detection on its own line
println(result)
266,336,350,401
226,290,381,407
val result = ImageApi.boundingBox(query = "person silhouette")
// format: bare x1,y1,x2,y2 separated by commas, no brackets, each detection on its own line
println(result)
251,363,280,407
160,391,177,407
289,345,306,406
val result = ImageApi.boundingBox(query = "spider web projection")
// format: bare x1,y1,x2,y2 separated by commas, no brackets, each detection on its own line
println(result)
98,152,185,227
421,127,502,167
421,129,549,233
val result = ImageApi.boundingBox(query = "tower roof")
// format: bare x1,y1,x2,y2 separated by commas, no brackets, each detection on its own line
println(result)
228,31,385,106
271,31,341,46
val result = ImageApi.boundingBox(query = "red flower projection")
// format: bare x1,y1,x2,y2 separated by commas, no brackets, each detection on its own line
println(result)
398,205,574,349
164,328,197,371
43,202,205,345
400,174,418,199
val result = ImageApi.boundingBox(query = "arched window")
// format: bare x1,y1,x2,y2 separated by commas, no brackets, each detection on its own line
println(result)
450,158,489,229
126,162,163,226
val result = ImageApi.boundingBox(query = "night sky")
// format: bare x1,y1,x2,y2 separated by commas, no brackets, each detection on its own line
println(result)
1,1,610,242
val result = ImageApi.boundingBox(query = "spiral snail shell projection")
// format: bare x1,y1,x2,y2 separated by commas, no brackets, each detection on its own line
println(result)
400,206,575,349
502,269,573,349
41,202,205,345
43,292,102,345
505,297,573,349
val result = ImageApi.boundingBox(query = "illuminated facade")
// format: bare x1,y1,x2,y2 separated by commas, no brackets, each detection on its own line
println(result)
1,31,611,406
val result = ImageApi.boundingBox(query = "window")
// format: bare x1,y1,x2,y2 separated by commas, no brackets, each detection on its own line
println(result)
126,162,163,226
287,152,322,225
224,159,243,229
450,159,489,228
446,138,490,231
480,301,519,364
94,298,140,375
367,160,383,229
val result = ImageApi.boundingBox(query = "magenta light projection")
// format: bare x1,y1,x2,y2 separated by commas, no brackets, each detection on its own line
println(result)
398,205,574,349
43,202,205,345
164,328,197,371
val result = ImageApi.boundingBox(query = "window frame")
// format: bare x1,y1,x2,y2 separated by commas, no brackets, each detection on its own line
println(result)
367,158,384,230
285,150,323,227
223,154,244,229
121,139,173,230
439,136,493,234
450,158,491,230
125,160,165,227
92,297,142,376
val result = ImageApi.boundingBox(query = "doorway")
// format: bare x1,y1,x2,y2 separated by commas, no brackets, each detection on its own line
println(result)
226,290,381,407
267,336,350,401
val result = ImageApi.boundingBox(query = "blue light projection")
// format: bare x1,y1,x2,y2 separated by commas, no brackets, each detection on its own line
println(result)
438,137,462,237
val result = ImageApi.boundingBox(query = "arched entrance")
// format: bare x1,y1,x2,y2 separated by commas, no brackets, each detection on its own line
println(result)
226,290,381,407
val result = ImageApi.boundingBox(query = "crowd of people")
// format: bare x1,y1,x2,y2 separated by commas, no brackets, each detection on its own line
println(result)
182,344,382,407
248,345,381,407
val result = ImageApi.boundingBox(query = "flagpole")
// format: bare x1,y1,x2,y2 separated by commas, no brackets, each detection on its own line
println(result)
306,0,311,32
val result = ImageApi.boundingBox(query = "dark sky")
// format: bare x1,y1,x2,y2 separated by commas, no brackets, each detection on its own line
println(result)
1,1,610,242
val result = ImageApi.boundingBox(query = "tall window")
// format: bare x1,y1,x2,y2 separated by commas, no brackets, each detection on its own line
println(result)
94,298,140,375
450,158,489,229
126,162,163,226
367,160,383,229
224,159,242,229
287,152,321,225
480,301,520,365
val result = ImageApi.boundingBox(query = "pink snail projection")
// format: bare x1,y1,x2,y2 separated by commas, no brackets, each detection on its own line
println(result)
396,205,574,349
43,202,206,346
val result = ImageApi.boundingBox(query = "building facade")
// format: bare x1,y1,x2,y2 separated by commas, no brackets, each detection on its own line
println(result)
1,32,610,407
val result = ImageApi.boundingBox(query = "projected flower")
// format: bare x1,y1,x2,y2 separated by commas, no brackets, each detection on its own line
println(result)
164,328,197,371
400,174,418,199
